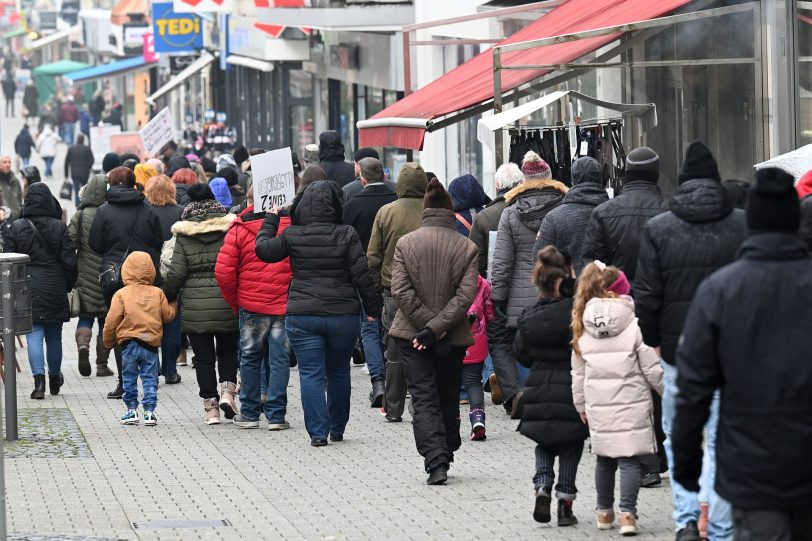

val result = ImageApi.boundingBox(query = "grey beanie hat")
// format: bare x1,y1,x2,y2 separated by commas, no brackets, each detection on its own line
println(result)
626,146,660,183
303,144,320,163
571,156,602,185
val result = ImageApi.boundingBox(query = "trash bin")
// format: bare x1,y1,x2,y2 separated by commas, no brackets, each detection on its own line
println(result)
0,253,32,335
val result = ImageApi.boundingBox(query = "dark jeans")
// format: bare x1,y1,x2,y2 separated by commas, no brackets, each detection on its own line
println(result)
595,456,641,514
188,332,239,400
534,441,585,499
382,291,407,417
487,315,522,404
5,97,13,117
160,308,181,378
285,314,360,439
733,508,812,541
460,362,485,410
397,338,465,473
72,176,87,206
639,392,667,475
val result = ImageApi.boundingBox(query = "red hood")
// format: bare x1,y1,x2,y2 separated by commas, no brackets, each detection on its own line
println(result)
797,170,812,199
235,204,291,234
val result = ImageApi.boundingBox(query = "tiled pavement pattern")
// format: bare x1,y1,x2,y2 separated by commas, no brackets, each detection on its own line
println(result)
1,105,676,540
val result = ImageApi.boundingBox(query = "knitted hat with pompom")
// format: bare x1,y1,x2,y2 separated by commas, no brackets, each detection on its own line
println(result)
521,151,552,180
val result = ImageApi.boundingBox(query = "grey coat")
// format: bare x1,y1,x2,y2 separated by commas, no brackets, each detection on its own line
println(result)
490,179,568,324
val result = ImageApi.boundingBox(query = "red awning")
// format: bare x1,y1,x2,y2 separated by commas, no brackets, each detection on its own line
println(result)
359,0,693,150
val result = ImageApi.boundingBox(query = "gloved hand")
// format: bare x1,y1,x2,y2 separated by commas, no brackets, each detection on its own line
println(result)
493,302,508,318
414,327,438,349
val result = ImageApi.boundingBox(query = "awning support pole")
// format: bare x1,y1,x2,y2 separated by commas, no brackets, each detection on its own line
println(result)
493,47,504,167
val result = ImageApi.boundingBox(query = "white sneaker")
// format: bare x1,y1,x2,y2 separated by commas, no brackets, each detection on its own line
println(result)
267,421,291,431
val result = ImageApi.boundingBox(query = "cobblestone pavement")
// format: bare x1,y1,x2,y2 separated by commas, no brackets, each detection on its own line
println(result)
1,105,676,540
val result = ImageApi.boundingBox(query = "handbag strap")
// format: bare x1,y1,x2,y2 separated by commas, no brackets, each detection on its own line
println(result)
123,204,144,257
455,212,473,232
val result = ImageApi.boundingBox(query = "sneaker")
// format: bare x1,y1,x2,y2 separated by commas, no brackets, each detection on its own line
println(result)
329,433,343,442
143,411,157,426
233,414,260,429
311,438,328,447
533,489,552,523
488,372,503,405
619,512,638,536
469,408,486,441
597,509,615,530
640,472,662,488
267,421,290,431
676,521,701,541
120,410,139,425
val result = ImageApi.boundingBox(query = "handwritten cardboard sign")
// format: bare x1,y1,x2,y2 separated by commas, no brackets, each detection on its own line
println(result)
250,147,296,212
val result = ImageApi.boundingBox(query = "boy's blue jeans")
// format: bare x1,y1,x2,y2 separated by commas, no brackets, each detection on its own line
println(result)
239,309,290,423
26,322,63,376
121,341,159,412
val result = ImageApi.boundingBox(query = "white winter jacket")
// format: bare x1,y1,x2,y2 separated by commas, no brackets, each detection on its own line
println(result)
36,126,60,158
571,296,664,458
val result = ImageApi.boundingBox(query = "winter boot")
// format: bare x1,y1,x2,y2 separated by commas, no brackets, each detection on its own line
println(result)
177,348,187,366
469,408,486,441
75,327,92,377
48,373,64,395
30,375,45,399
557,499,578,526
369,378,385,408
204,398,221,425
533,488,552,523
218,382,237,420
95,335,114,377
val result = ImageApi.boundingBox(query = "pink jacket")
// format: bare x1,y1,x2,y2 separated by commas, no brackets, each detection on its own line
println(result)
464,276,495,364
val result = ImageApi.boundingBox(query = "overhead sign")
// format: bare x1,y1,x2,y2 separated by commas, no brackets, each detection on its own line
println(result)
251,147,296,212
152,2,203,53
139,107,175,157
173,0,233,14
89,124,121,171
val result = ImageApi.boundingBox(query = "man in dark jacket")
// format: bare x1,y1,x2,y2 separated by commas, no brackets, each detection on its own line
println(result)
343,157,397,407
342,148,397,201
636,143,745,541
64,133,95,206
582,146,669,282
318,130,356,188
672,168,812,541
0,154,23,221
469,162,524,278
14,124,36,168
89,166,164,398
2,75,15,117
535,156,608,274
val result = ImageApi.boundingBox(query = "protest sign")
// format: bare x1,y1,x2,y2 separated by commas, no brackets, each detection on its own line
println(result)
139,107,175,157
250,147,296,212
111,132,147,162
89,124,121,171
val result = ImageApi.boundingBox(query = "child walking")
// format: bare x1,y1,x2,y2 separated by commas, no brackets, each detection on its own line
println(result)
103,251,176,426
462,275,495,440
570,261,663,536
514,247,588,526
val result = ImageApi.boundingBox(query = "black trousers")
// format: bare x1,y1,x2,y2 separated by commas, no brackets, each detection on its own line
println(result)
396,339,465,473
640,392,668,475
382,292,407,417
188,332,239,400
733,507,812,541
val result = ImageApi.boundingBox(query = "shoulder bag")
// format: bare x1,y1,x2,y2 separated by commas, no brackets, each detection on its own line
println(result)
99,204,143,297
67,211,83,317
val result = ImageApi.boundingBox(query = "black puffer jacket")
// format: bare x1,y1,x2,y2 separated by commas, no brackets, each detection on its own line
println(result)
3,183,77,322
800,194,812,249
150,203,184,241
318,131,356,188
673,233,812,509
514,296,588,445
635,178,746,365
88,186,164,285
256,180,382,317
582,180,668,281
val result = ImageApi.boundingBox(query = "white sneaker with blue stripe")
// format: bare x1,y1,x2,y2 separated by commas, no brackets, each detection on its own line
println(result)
120,410,139,425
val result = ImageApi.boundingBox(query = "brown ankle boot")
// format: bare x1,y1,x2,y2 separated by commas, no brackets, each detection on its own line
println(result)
75,327,92,377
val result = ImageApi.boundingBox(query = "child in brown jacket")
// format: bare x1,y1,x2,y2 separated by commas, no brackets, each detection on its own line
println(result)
103,251,176,426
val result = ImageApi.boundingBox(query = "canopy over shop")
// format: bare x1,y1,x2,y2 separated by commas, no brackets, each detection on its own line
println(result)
32,59,91,102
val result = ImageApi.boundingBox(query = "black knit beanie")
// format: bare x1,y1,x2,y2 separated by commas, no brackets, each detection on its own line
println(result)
678,142,720,185
423,178,453,210
746,167,800,232
102,153,121,174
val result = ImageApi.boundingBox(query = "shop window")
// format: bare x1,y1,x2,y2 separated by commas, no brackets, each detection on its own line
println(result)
799,1,812,146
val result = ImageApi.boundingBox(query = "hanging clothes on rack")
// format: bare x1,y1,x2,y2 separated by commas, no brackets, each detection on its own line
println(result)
507,125,574,185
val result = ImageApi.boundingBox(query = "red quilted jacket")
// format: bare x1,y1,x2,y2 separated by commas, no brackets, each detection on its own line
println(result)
216,206,292,316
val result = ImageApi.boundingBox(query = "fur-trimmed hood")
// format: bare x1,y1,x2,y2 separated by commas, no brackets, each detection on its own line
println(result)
171,213,236,237
504,178,569,204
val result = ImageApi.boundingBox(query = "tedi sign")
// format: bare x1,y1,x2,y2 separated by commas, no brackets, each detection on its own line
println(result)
152,2,203,53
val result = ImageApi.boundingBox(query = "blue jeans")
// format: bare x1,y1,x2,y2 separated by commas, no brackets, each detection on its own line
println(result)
239,309,290,422
360,306,384,381
43,156,54,177
61,123,75,145
161,309,181,378
77,316,104,332
662,360,732,539
26,322,63,376
285,314,359,439
121,341,159,411
21,157,29,168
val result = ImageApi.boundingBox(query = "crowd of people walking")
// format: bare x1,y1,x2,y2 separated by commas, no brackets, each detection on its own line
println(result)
0,116,810,541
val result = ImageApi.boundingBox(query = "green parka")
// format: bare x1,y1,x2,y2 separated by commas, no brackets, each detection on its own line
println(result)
163,211,238,333
68,174,107,316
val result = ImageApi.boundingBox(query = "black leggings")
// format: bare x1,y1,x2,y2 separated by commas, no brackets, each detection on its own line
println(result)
460,362,485,410
188,332,239,400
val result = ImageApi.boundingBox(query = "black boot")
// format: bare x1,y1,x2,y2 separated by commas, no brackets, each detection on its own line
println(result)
557,499,578,526
31,375,45,399
533,490,551,523
48,373,64,395
369,379,385,408
107,383,123,399
426,464,448,486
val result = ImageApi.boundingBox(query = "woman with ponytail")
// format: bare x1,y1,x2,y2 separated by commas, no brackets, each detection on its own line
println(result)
570,261,663,537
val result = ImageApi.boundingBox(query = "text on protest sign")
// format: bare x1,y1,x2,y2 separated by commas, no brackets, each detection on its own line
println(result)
90,124,121,171
250,148,296,212
139,107,175,157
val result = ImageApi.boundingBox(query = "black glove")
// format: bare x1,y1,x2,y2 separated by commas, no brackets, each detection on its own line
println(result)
414,327,438,348
493,302,508,318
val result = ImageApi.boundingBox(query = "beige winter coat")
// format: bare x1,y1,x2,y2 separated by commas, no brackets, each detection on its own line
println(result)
571,296,664,458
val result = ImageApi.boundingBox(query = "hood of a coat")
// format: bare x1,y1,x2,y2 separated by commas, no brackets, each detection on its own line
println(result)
106,185,145,205
448,174,490,211
738,232,810,262
167,156,191,177
121,251,155,286
506,179,568,230
571,157,603,185
171,213,236,240
22,183,61,219
235,204,290,234
79,174,108,209
504,179,569,204
562,182,609,207
396,164,428,199
294,180,343,225
670,178,733,223
319,130,345,162
582,296,636,339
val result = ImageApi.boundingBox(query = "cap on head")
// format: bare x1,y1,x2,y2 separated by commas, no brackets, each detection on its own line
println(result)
746,167,800,232
354,147,379,163
521,151,552,180
303,144,320,163
625,146,660,183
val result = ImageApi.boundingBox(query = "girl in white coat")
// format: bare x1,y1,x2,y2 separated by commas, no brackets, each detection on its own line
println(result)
571,261,663,537
35,124,60,178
